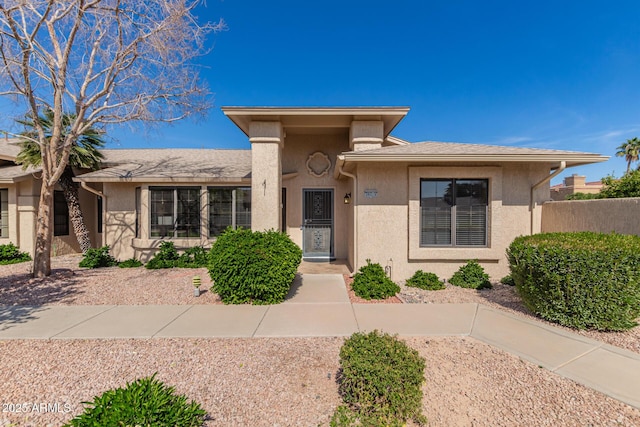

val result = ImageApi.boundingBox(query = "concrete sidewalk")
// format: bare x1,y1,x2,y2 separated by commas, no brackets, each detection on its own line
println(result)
1,273,639,411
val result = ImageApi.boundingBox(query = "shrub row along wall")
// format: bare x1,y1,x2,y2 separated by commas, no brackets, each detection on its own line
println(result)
541,198,640,235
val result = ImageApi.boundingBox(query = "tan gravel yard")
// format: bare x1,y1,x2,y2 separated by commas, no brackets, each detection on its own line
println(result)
1,256,640,426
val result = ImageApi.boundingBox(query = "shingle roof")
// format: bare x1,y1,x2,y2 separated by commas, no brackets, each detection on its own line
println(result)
0,164,39,183
348,140,595,156
340,140,609,167
0,139,22,160
76,149,252,183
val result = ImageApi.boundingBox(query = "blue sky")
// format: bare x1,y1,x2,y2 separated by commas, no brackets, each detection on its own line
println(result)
3,0,640,184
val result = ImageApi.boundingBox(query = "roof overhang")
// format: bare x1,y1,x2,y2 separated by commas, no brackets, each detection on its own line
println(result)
222,106,410,137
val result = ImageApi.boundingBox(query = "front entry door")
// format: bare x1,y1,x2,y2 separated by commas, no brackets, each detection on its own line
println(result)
302,189,334,260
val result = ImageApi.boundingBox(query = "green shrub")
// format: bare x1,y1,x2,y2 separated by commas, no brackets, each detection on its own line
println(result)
208,228,302,304
449,260,492,289
118,258,143,268
64,373,206,427
334,330,426,426
351,260,400,300
79,246,118,269
599,170,640,198
500,274,515,286
176,246,209,268
507,232,640,331
565,192,599,200
146,241,180,269
146,242,209,269
0,243,31,265
405,270,444,290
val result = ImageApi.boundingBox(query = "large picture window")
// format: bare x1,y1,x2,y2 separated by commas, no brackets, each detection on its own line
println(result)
150,187,201,238
208,187,251,237
420,179,488,247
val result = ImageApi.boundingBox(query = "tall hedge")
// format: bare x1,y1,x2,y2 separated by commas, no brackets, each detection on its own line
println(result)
507,232,640,331
208,228,302,304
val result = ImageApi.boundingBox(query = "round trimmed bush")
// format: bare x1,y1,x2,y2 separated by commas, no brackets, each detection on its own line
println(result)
78,246,117,269
507,232,640,331
208,228,302,304
64,374,206,427
335,330,427,426
351,259,400,300
449,260,492,290
406,270,444,290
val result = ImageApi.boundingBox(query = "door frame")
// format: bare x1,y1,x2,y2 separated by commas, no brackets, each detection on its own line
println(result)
301,188,334,260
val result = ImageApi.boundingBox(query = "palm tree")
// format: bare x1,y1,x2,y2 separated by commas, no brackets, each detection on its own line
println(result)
16,109,104,253
615,137,640,174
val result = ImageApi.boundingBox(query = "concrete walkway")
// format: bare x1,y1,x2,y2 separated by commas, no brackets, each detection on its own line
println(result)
1,273,639,411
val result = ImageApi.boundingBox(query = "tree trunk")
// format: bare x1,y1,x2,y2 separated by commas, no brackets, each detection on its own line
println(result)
33,182,53,278
59,167,92,253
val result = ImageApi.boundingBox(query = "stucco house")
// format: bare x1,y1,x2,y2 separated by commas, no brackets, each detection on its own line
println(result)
0,106,608,279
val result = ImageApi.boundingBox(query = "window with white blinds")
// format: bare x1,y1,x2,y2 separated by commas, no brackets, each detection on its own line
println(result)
420,179,488,247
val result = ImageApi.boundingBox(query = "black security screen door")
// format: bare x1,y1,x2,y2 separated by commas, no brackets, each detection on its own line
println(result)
302,189,334,259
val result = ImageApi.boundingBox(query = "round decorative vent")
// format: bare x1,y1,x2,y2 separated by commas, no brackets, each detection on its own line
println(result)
306,151,331,178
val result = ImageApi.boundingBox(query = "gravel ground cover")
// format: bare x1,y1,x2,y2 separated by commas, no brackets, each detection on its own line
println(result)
398,281,640,355
1,337,639,427
1,256,640,426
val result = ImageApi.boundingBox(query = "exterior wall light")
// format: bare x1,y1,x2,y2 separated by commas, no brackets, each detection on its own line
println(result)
344,193,352,204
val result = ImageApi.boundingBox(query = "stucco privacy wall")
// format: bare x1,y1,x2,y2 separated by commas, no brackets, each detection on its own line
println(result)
355,162,552,280
282,133,351,259
541,198,640,235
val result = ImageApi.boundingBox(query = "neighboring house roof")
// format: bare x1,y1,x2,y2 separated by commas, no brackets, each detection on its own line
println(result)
338,140,609,167
76,149,252,183
0,138,22,161
0,164,39,183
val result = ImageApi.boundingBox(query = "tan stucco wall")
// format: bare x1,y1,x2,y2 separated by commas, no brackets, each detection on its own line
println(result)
104,182,138,261
354,162,552,281
541,198,640,235
282,133,352,260
250,121,283,231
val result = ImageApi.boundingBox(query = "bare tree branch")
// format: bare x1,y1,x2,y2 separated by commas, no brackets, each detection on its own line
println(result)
0,0,223,277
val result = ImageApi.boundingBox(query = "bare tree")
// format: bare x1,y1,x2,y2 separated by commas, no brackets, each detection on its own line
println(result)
0,0,224,277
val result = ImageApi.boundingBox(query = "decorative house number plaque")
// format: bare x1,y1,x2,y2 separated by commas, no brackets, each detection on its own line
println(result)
364,189,378,198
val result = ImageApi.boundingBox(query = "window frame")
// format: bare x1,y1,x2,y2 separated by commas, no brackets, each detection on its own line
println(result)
419,178,489,248
149,186,201,239
53,190,69,236
0,189,8,238
208,186,251,237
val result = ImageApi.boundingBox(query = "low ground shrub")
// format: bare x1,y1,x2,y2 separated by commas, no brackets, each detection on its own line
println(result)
500,274,515,286
507,232,640,331
449,260,492,289
405,270,444,290
146,242,209,269
332,330,426,426
177,246,209,268
208,228,302,304
118,258,143,268
64,373,206,427
351,260,400,300
0,243,31,265
145,241,180,269
78,246,118,269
